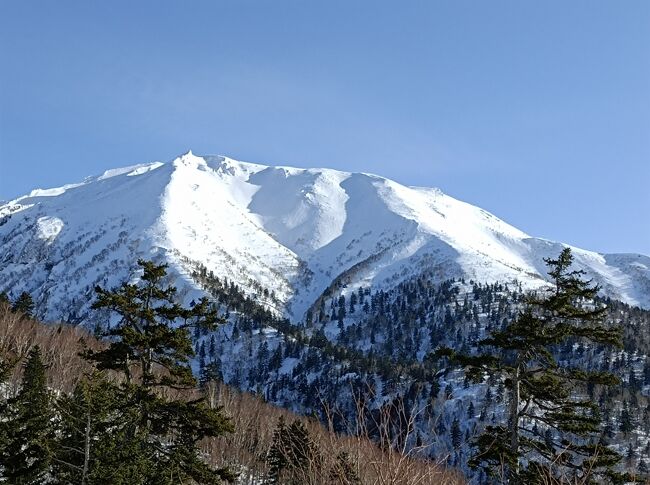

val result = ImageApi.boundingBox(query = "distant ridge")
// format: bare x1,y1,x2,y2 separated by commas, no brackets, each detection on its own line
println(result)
1,151,648,322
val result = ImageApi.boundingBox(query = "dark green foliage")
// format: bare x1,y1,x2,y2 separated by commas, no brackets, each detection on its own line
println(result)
53,371,124,484
0,356,16,473
451,418,462,449
286,420,321,478
53,372,211,485
11,291,34,317
436,249,625,483
200,359,222,388
267,416,289,483
1,346,55,484
0,355,15,383
329,451,361,484
83,259,234,484
267,416,322,484
88,260,221,389
467,401,475,419
619,402,634,435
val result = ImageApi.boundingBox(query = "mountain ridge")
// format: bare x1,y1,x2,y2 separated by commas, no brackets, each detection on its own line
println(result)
1,151,648,323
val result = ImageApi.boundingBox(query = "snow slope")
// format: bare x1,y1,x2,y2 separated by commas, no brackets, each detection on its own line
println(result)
1,151,648,322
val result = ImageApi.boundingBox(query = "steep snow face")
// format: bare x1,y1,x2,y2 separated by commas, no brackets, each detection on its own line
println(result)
1,151,648,322
156,153,302,308
247,166,349,252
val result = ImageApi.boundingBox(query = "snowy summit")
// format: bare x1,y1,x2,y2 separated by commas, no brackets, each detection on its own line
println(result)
1,151,648,322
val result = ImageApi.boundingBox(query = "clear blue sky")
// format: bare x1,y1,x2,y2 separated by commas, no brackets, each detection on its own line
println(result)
1,1,648,255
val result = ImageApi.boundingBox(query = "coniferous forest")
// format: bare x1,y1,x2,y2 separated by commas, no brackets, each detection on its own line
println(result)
3,1,648,482
1,250,649,484
0,261,460,484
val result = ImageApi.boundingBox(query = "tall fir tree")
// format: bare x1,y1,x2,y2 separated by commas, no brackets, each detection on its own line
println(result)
286,420,321,481
451,417,462,449
437,248,625,483
85,259,234,484
0,354,16,472
52,371,132,485
11,291,34,318
329,451,361,485
1,346,55,484
267,416,290,484
267,417,322,484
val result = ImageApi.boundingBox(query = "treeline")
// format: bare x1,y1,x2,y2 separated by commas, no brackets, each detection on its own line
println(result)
3,250,649,483
185,252,650,482
188,260,435,386
0,263,461,485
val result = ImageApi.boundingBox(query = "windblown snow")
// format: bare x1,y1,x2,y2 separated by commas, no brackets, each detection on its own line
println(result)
1,151,648,322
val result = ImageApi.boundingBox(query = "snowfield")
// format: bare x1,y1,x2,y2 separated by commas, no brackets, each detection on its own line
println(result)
1,151,648,323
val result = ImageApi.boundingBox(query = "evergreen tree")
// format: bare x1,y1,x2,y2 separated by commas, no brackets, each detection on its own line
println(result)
1,346,55,484
266,417,321,484
437,248,624,483
267,416,290,484
52,371,126,485
619,402,634,436
85,259,234,484
0,355,16,472
200,359,222,388
337,295,346,324
0,354,14,384
11,291,34,317
467,401,475,419
329,451,361,484
451,417,462,449
286,419,321,480
643,361,650,386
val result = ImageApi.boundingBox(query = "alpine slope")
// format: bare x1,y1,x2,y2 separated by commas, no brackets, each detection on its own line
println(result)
1,151,648,323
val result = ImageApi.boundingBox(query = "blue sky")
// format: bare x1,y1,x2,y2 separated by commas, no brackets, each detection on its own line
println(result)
1,1,648,254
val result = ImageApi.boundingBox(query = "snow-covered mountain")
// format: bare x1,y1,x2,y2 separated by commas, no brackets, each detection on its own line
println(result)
1,151,648,322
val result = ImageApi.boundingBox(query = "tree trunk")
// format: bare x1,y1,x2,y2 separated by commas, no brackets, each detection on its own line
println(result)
508,366,520,483
81,412,91,485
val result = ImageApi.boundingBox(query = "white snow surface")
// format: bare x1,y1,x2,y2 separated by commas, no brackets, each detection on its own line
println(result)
1,151,648,322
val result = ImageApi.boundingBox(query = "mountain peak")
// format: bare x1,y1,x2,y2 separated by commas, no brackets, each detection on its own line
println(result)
1,153,648,324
